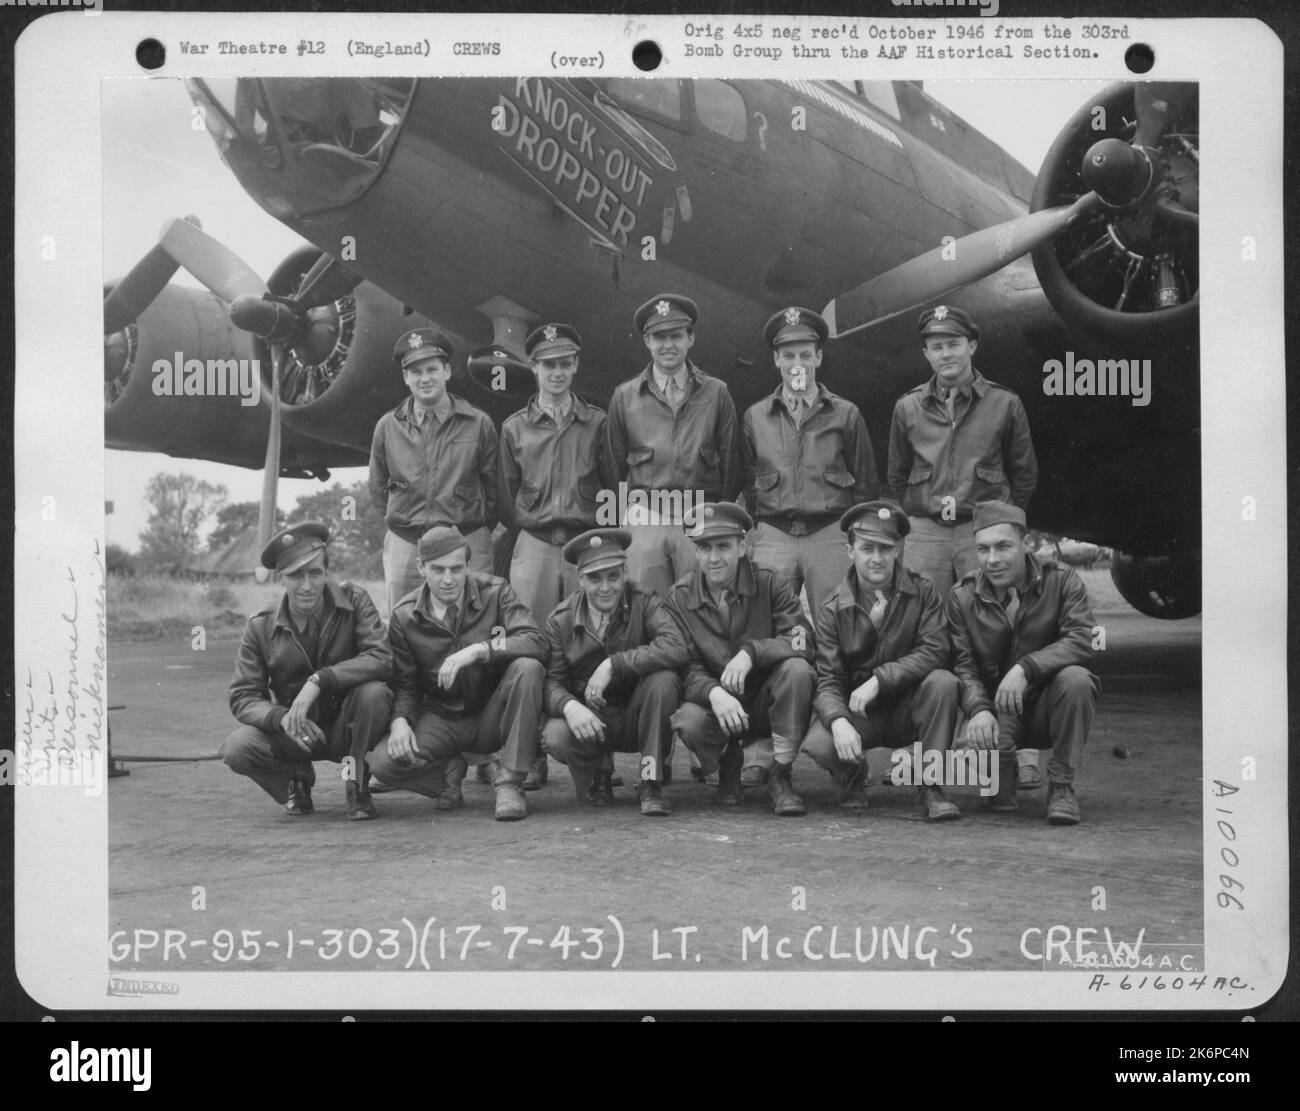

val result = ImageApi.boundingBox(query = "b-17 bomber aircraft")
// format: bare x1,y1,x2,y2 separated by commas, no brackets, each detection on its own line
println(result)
103,76,1199,617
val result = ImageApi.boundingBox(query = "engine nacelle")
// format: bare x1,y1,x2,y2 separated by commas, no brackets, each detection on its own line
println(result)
1109,549,1201,620
1030,82,1198,346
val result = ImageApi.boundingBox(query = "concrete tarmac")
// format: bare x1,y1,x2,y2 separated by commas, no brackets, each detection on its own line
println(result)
107,598,1202,984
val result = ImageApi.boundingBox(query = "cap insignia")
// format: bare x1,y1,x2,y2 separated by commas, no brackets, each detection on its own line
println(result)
543,325,558,341
282,534,295,545
934,305,949,321
784,307,801,326
656,300,671,316
878,508,891,519
590,536,602,548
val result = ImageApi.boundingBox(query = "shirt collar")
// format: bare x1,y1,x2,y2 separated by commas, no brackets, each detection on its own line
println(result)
413,574,483,622
835,563,916,611
575,588,625,633
639,360,704,395
927,368,987,402
686,557,758,610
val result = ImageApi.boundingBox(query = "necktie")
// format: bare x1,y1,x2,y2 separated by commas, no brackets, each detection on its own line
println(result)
1004,588,1020,627
944,391,957,425
716,591,731,627
667,376,684,414
443,603,459,630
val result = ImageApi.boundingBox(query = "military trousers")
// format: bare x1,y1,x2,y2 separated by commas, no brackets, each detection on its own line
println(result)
221,681,392,805
751,518,846,617
622,516,699,599
995,665,1098,786
901,516,977,600
368,658,544,797
510,529,582,625
670,657,815,773
802,670,961,775
543,670,682,799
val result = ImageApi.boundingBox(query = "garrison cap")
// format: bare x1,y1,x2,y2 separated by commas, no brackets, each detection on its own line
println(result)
526,323,582,360
394,327,455,369
417,525,471,563
634,293,699,335
918,304,979,342
684,501,753,542
972,500,1027,534
563,528,632,575
765,306,828,348
262,521,330,574
840,500,910,544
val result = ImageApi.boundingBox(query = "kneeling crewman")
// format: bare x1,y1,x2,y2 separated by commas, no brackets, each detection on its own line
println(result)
802,501,962,820
541,529,687,815
223,522,392,820
667,502,816,814
368,526,548,821
946,501,1099,825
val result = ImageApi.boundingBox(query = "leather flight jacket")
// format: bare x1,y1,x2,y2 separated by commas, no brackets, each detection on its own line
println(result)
389,573,548,723
606,361,742,502
886,370,1037,520
742,384,879,532
542,583,689,717
369,394,500,542
229,580,392,734
665,557,815,707
946,553,1097,718
813,564,950,727
498,394,619,538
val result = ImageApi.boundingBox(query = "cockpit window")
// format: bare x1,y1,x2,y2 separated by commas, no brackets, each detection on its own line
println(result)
694,80,747,141
186,78,417,217
602,78,682,121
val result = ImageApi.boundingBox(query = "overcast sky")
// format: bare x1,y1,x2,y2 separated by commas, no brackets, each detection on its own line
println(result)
103,76,1108,550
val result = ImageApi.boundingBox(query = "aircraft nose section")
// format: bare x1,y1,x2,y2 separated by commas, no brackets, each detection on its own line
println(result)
186,78,416,219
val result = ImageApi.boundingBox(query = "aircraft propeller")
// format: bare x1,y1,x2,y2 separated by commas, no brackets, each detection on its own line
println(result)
106,216,362,577
823,82,1196,339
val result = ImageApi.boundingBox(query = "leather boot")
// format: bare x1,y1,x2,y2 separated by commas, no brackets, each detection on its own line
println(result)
831,761,868,811
638,781,672,816
767,761,806,816
432,755,467,811
522,754,549,791
345,778,376,820
1046,783,1082,825
716,742,743,806
741,765,770,788
493,780,528,821
916,784,961,822
285,764,315,815
474,761,493,784
588,770,614,806
989,753,1018,812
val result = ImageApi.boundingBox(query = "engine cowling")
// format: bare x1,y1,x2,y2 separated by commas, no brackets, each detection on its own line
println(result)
1109,549,1201,620
1030,82,1198,345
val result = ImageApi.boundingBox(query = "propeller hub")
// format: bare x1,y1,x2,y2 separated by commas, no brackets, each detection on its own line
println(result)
1081,138,1152,208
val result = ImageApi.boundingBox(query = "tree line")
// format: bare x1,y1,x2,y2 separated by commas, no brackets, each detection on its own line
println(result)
108,472,385,579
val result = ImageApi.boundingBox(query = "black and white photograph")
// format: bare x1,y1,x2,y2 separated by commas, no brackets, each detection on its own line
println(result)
10,10,1288,1016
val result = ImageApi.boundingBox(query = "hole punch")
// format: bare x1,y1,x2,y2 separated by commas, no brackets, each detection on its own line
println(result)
632,40,662,72
1124,43,1155,74
136,38,166,70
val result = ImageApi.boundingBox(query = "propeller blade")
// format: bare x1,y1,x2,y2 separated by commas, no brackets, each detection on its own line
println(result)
823,193,1100,339
159,217,267,304
253,346,283,582
293,253,362,311
103,215,203,333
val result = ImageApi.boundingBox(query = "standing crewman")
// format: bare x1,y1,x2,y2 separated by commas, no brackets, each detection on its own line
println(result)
946,501,1099,825
887,304,1042,787
222,522,392,820
540,528,687,815
499,323,617,790
606,293,742,599
743,306,878,617
666,502,816,815
367,526,548,822
370,327,499,613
